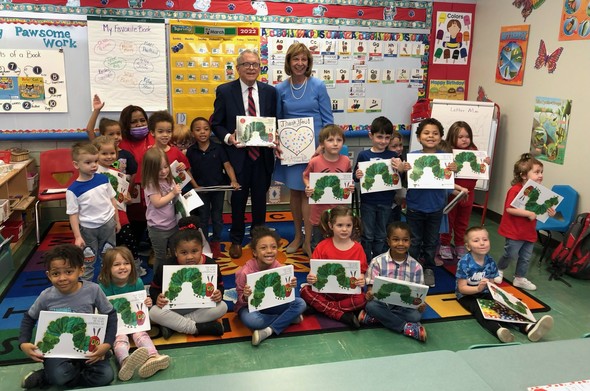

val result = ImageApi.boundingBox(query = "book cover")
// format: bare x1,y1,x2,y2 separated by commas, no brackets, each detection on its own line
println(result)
308,172,354,204
162,265,218,309
235,116,277,147
107,290,151,336
98,167,129,212
453,149,489,180
357,160,402,193
247,265,295,312
510,179,563,223
310,259,362,294
477,282,536,324
407,153,455,189
372,276,429,308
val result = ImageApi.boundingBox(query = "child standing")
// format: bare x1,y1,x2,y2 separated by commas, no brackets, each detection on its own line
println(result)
19,245,117,389
172,123,195,154
354,116,399,261
149,216,226,339
301,206,367,329
141,147,181,271
186,117,240,259
235,226,306,346
388,130,406,224
439,121,491,261
98,247,170,380
361,222,427,342
495,153,555,291
66,142,120,281
456,226,554,342
303,124,354,255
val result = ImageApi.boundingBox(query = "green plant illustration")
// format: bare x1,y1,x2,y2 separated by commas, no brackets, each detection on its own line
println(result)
250,272,291,308
314,263,355,290
311,175,350,202
409,155,449,181
37,316,93,354
165,267,208,306
523,185,559,215
373,282,423,306
361,162,399,191
454,151,486,174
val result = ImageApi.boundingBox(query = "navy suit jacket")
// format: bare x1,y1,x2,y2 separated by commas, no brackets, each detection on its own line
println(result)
211,80,277,177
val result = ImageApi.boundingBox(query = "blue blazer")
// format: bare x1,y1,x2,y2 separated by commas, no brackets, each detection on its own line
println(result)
211,80,277,176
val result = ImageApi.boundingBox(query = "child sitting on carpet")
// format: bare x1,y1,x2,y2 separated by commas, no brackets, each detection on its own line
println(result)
19,244,117,389
235,226,306,346
98,247,170,381
149,216,226,340
361,221,428,342
455,226,554,343
300,206,367,329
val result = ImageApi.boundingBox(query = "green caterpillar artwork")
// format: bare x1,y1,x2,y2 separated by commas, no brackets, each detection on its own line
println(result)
409,155,451,182
314,263,356,290
165,267,214,307
250,272,293,308
522,185,559,215
361,162,400,191
243,121,271,142
109,298,146,328
102,171,125,203
454,151,487,174
491,286,528,315
311,175,351,202
373,283,424,306
37,316,98,354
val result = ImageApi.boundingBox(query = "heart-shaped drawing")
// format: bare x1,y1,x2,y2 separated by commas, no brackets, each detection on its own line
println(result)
279,126,314,156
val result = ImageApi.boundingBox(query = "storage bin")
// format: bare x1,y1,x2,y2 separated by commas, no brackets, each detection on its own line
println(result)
27,173,38,192
1,220,24,242
0,150,11,164
0,199,9,222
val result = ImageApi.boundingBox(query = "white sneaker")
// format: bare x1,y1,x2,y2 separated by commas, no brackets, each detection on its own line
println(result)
496,327,515,343
527,315,554,342
439,245,453,260
513,277,537,291
493,270,504,284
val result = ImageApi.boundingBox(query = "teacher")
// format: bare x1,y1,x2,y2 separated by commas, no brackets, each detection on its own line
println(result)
274,43,334,256
211,49,277,259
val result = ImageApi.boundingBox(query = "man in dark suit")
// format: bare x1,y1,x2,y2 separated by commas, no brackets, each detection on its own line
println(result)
211,49,277,259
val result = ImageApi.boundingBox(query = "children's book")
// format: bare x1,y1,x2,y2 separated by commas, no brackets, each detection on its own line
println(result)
278,117,315,166
98,167,129,212
453,149,489,180
310,259,362,294
357,160,402,193
162,264,218,309
372,276,429,308
510,179,563,223
308,172,353,204
174,189,204,220
235,116,277,147
477,282,536,324
170,160,191,189
443,189,468,214
106,290,151,336
246,265,295,312
407,153,455,189
34,311,108,359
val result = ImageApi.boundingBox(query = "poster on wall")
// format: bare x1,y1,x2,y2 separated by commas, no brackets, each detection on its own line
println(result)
86,17,168,112
530,96,572,165
559,0,590,41
428,80,466,100
495,25,530,86
432,11,472,65
169,20,260,125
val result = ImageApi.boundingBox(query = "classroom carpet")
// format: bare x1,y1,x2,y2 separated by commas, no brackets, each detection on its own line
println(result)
0,215,550,366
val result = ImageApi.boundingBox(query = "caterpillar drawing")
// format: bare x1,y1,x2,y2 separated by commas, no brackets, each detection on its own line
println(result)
37,316,97,354
409,155,451,182
250,272,292,308
454,151,486,174
373,282,423,306
165,267,213,307
311,175,350,202
490,286,528,315
109,297,146,327
314,263,356,290
523,185,559,215
361,162,399,191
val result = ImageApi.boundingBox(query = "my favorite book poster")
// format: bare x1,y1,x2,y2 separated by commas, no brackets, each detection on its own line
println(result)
236,116,277,147
372,276,429,309
357,160,402,193
247,265,295,312
477,282,536,324
310,259,362,294
407,153,455,189
308,172,354,204
162,265,217,309
107,290,151,336
278,117,315,165
510,179,563,223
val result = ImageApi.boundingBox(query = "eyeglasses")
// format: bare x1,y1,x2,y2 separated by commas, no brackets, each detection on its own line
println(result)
238,62,260,69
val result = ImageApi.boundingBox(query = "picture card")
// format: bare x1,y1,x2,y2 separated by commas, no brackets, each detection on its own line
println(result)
372,276,429,308
310,259,362,294
510,179,563,223
484,282,536,323
235,116,277,147
407,153,455,189
175,189,204,220
453,149,489,180
34,311,108,359
247,265,295,312
171,160,191,189
308,172,354,204
357,160,402,193
98,167,129,211
107,290,151,336
162,265,218,309
278,117,315,166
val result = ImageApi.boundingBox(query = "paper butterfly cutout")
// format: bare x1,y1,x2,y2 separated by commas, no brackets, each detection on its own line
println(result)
477,86,492,103
534,40,563,74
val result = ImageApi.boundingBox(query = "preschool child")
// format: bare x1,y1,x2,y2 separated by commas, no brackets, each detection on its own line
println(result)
387,130,406,224
456,226,554,342
149,216,226,339
235,226,306,346
186,116,240,259
495,153,555,291
354,116,399,261
141,147,181,271
303,124,354,255
439,121,492,261
19,244,117,389
301,206,367,329
98,247,170,380
171,123,195,154
66,142,120,281
361,222,427,342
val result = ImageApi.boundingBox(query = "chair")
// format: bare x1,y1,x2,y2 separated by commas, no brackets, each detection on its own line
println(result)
35,149,78,244
536,185,579,265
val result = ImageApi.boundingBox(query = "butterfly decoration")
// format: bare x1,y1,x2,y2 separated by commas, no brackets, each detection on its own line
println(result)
512,0,546,21
534,40,564,74
477,86,492,103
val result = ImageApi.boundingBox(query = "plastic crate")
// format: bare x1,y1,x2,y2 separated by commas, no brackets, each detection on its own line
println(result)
1,220,24,243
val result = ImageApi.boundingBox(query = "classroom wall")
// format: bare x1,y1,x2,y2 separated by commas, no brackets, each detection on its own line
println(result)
469,0,589,214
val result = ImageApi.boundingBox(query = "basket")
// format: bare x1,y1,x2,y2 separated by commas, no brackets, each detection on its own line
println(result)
9,148,29,162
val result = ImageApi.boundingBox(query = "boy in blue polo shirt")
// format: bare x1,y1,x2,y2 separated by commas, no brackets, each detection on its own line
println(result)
186,117,240,259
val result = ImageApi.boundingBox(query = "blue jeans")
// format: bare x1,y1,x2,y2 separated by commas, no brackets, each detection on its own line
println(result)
406,208,443,268
361,203,392,261
365,300,422,333
44,357,113,387
195,191,225,242
497,239,534,278
238,298,306,334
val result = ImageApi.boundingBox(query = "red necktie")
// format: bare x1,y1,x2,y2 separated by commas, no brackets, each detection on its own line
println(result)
247,86,260,161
